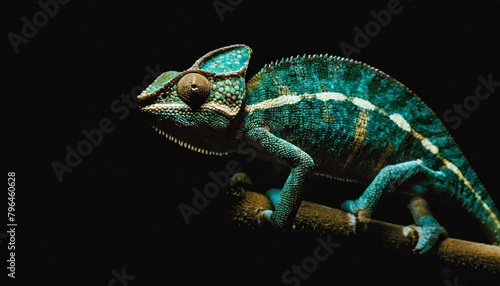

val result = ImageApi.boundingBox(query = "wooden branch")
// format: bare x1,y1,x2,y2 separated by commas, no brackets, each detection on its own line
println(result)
223,174,500,274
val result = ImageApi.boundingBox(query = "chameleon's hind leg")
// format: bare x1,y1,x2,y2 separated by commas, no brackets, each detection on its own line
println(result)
406,196,447,254
341,159,448,252
341,159,445,217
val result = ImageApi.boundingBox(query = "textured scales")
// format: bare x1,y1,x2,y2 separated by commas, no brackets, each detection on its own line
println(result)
137,44,500,253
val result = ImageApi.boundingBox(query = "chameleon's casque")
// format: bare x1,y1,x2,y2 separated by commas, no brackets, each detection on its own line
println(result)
137,44,500,253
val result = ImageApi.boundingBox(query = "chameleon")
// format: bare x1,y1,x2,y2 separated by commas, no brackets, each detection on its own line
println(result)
136,44,500,254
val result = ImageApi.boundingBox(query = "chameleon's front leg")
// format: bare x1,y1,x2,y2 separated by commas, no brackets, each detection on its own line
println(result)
246,127,315,229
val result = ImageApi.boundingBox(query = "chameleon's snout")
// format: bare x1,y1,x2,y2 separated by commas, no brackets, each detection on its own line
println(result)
137,90,152,102
138,103,173,116
136,92,146,101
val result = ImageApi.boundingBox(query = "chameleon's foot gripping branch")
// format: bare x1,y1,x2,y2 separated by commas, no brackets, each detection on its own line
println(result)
224,173,500,274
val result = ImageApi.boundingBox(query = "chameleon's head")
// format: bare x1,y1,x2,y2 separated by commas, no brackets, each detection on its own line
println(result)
137,44,252,155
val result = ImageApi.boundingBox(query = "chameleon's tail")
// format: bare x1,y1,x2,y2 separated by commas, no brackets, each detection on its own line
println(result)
465,187,500,246
443,163,500,246
460,185,500,246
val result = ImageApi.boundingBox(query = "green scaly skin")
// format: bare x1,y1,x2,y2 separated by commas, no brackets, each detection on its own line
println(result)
137,44,500,254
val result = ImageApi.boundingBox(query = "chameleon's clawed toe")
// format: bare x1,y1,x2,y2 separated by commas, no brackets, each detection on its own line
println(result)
341,199,372,224
341,199,369,215
255,208,274,225
256,208,273,221
410,225,448,254
340,199,358,213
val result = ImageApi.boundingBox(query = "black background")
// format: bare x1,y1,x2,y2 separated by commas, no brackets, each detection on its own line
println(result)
2,0,500,285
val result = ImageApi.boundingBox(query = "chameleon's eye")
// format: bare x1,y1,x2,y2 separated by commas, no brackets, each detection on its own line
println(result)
177,73,211,108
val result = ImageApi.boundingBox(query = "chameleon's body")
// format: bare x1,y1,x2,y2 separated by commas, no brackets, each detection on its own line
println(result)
137,44,500,253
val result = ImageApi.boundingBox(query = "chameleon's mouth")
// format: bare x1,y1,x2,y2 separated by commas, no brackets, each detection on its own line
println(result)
151,124,228,156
